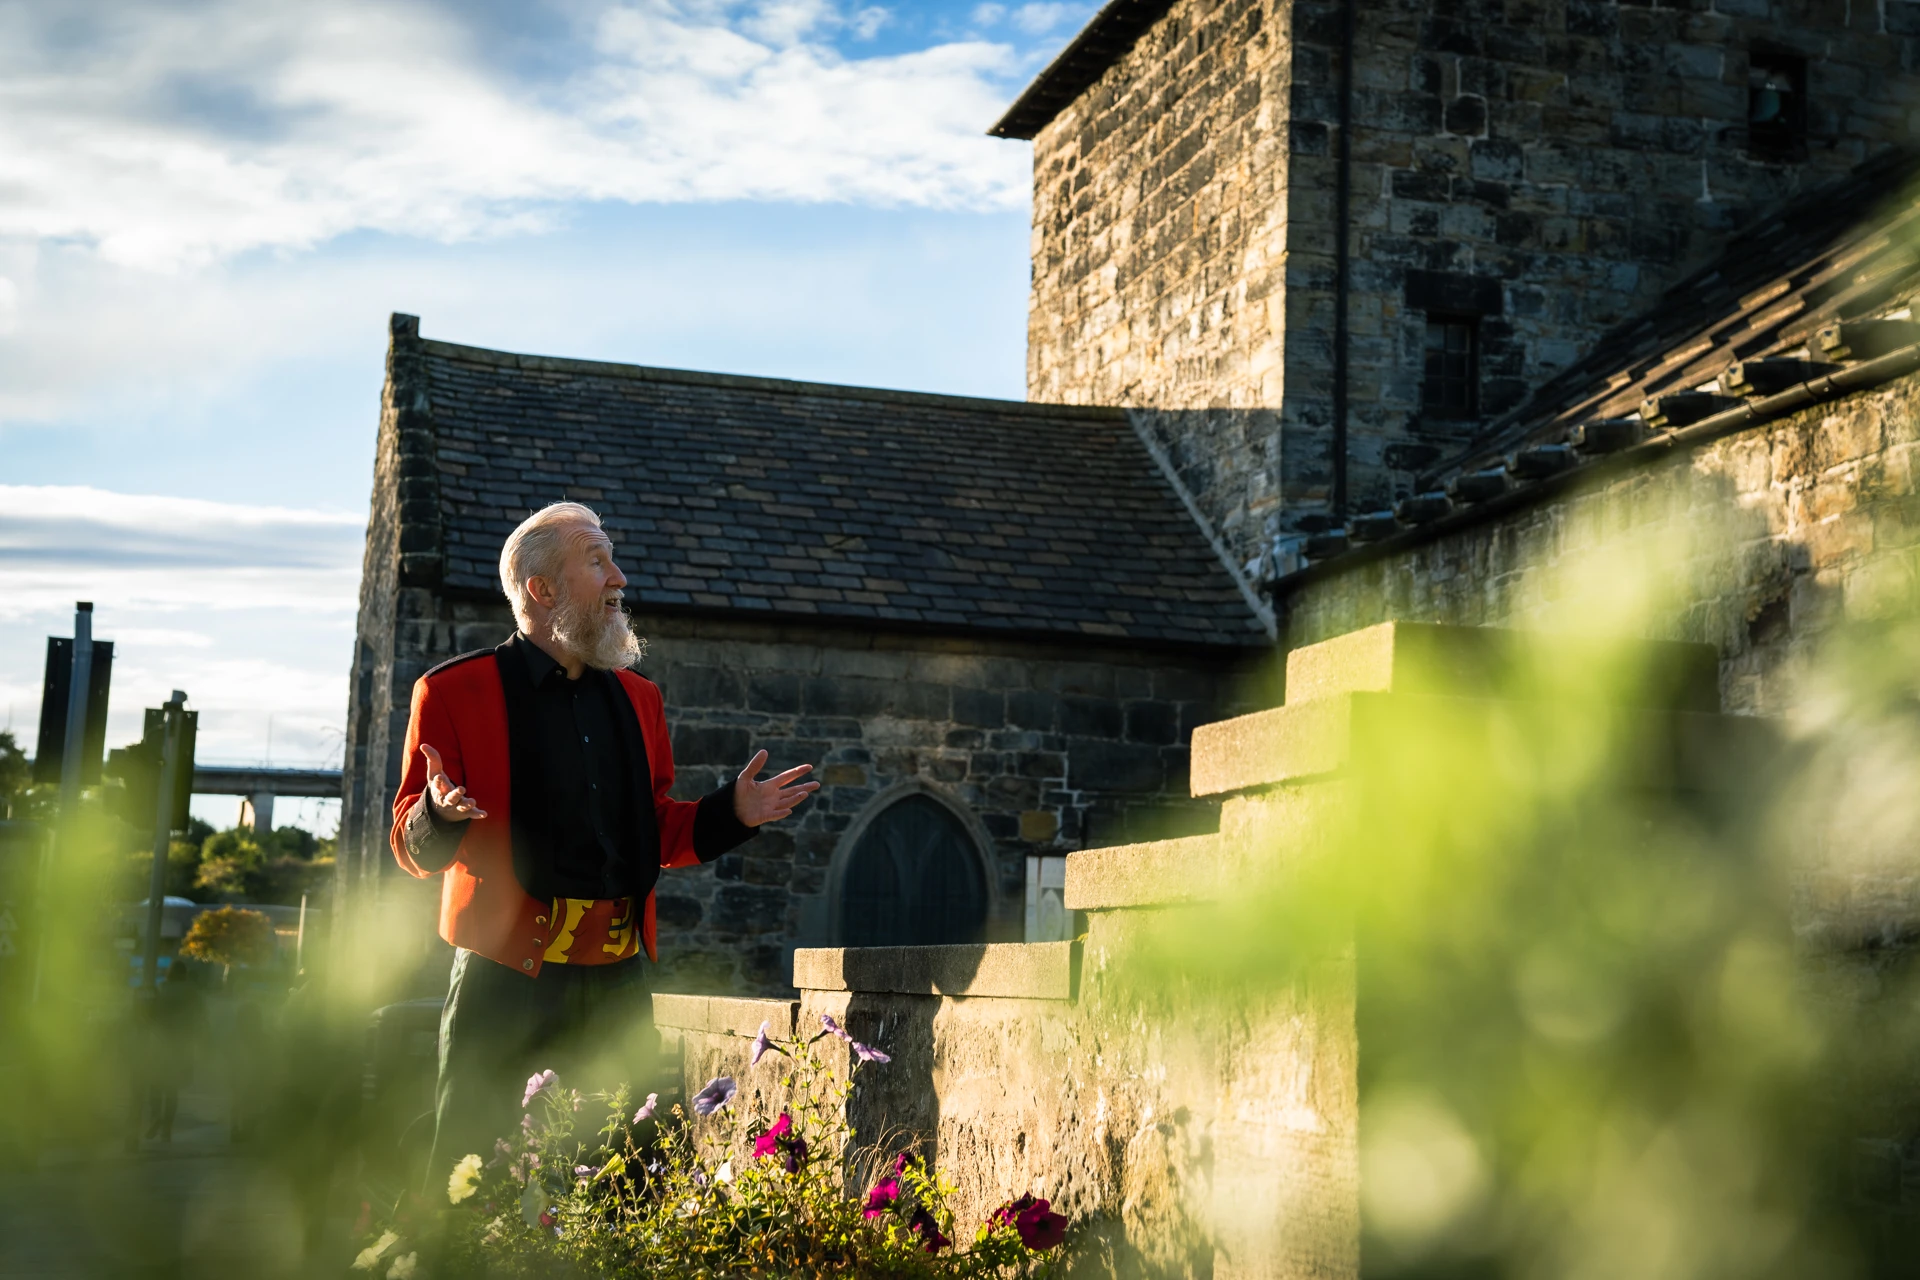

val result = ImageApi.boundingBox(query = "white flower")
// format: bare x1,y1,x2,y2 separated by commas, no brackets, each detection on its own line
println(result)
716,1159,734,1183
448,1152,484,1204
677,1197,701,1218
351,1231,398,1270
386,1252,418,1280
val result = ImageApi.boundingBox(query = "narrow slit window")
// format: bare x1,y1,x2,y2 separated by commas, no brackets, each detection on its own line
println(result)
1423,314,1480,420
1748,53,1807,161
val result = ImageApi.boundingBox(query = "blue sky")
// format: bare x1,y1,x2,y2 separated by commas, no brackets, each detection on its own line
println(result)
0,0,1091,830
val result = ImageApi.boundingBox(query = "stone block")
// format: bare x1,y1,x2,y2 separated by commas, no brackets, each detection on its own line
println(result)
1282,621,1721,711
651,993,797,1039
792,942,1077,1000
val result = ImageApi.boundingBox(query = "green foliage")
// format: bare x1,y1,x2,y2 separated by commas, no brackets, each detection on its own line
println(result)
361,1031,1072,1279
179,904,277,971
0,729,28,813
116,818,332,904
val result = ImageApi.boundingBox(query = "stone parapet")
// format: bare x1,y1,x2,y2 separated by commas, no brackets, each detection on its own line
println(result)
652,993,797,1040
792,942,1077,1002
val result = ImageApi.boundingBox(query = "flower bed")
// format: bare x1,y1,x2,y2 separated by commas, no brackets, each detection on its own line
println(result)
354,1016,1072,1278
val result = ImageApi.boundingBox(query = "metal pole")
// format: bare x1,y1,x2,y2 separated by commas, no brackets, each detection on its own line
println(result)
57,603,93,817
32,603,94,1005
142,691,187,990
295,892,307,973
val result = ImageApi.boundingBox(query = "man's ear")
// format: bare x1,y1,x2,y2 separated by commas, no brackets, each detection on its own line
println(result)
525,575,558,611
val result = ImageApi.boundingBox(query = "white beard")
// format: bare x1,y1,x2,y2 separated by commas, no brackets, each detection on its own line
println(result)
549,582,644,670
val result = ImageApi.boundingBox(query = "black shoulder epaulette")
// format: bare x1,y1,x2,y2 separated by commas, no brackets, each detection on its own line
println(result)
421,648,496,680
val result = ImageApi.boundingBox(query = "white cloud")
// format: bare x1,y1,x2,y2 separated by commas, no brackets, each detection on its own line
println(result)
0,485,361,772
0,0,1031,273
1011,3,1078,34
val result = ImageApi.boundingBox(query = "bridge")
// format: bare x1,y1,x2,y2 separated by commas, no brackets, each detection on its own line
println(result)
192,766,341,831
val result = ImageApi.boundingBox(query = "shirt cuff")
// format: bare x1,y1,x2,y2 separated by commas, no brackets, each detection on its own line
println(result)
692,779,757,863
403,792,468,873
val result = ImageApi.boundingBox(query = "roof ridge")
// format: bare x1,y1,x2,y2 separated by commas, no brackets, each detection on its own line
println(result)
417,336,1129,422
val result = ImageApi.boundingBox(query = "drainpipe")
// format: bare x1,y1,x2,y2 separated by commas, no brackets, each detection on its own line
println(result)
1330,0,1356,522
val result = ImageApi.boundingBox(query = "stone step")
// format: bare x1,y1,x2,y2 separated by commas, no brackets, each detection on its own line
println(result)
1191,691,1777,797
1066,783,1353,911
1283,621,1722,712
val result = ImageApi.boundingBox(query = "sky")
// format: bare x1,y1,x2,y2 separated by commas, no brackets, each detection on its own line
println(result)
0,0,1089,833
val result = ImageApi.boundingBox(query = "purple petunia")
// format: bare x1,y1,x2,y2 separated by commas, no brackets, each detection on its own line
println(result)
908,1207,951,1253
522,1069,558,1109
819,1013,891,1064
633,1092,658,1124
690,1076,737,1116
750,1021,775,1066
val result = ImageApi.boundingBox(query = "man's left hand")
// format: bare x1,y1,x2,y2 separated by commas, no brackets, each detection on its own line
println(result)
733,750,818,827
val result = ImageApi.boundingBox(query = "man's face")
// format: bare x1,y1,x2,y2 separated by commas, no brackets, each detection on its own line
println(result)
541,522,641,670
556,523,627,621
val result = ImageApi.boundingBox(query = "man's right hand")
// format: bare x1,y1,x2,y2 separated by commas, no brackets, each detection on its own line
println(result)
421,744,488,823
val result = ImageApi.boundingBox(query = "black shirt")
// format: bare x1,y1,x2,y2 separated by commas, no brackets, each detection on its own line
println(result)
419,634,757,903
519,638,635,899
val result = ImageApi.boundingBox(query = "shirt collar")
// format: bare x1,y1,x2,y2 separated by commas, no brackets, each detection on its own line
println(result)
515,633,574,689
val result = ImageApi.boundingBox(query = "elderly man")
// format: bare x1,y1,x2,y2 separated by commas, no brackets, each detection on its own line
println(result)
390,500,814,1179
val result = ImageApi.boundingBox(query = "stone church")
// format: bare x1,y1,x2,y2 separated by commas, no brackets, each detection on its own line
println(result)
341,0,1920,995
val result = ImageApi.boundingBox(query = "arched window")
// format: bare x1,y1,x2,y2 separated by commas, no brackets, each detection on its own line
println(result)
839,794,988,948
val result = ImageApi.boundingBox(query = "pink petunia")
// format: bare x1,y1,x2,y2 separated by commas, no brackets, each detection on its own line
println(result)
521,1070,558,1109
753,1112,793,1160
861,1176,901,1219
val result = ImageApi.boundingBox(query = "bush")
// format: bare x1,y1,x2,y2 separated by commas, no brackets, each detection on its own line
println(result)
356,1019,1072,1279
179,905,277,973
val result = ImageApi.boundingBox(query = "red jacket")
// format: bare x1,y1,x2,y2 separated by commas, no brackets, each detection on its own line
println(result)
389,640,745,976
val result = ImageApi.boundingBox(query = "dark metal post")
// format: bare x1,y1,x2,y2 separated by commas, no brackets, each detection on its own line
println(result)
141,691,187,989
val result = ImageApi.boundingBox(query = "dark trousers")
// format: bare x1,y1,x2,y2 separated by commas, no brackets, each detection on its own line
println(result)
427,948,657,1188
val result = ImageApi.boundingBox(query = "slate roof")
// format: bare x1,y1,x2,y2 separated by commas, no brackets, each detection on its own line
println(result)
1284,149,1920,581
988,0,1175,140
1440,148,1920,480
416,336,1266,649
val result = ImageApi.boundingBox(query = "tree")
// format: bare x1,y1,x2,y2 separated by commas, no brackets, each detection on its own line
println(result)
0,730,30,818
179,905,277,978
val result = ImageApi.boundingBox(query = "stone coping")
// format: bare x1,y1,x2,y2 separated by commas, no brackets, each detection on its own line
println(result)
652,993,798,1039
1193,692,1781,798
792,942,1077,1001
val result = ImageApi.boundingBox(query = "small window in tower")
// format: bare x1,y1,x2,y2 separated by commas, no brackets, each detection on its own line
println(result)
1748,53,1807,161
1423,314,1479,420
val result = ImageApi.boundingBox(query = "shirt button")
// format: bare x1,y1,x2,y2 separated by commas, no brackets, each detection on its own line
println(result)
535,915,547,925
521,959,534,971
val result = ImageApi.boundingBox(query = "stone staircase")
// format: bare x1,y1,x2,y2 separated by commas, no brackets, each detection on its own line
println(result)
660,621,1774,1280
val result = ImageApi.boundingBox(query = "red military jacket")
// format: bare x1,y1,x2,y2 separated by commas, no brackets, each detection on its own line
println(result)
389,640,744,976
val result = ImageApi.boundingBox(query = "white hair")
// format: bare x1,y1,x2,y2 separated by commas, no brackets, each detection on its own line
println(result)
498,501,603,632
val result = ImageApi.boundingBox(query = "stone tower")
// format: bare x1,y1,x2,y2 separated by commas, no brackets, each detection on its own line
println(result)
993,0,1920,572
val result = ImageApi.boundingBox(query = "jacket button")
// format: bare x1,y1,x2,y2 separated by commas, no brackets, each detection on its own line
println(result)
535,915,547,925
522,959,534,971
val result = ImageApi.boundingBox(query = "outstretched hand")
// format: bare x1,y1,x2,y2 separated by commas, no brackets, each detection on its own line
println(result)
733,750,818,828
421,743,488,823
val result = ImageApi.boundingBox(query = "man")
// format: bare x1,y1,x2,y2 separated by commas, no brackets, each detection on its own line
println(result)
390,501,814,1178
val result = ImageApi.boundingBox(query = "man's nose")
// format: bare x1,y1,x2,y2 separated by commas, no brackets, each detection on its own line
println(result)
607,561,628,591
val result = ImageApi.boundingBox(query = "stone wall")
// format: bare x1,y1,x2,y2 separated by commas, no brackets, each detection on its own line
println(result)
1025,0,1920,562
1279,370,1920,717
339,579,1271,995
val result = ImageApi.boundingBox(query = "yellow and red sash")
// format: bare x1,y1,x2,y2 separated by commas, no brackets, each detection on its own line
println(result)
541,896,639,965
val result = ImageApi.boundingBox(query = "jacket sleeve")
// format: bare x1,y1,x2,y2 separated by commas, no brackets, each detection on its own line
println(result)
641,683,755,869
389,675,468,877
